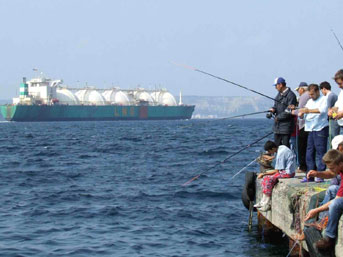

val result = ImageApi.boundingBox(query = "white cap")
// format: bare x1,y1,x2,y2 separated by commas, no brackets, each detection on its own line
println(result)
332,135,343,150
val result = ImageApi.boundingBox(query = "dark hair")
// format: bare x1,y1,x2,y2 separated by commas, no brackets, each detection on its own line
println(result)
323,149,343,165
319,81,331,90
308,84,319,92
264,140,277,151
334,69,343,80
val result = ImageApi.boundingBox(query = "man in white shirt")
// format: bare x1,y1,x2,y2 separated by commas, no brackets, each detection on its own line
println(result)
298,84,329,183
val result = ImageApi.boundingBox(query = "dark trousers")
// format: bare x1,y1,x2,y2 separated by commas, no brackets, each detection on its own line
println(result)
298,128,308,171
274,133,291,148
306,126,329,172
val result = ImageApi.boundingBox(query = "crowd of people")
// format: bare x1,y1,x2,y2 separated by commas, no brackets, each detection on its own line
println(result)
255,69,343,252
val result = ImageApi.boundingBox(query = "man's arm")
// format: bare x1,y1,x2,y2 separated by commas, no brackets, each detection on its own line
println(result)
304,200,331,221
305,195,342,221
276,92,297,121
307,170,336,179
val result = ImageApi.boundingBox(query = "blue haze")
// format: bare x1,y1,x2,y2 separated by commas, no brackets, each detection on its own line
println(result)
0,1,342,99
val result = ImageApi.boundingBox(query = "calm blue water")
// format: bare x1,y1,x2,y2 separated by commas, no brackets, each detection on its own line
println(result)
0,119,288,257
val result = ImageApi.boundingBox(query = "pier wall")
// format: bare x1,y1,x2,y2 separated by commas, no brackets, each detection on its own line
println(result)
256,173,343,256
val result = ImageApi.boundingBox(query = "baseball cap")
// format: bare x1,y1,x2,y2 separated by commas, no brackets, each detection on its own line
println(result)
294,82,308,91
331,135,343,150
273,77,286,86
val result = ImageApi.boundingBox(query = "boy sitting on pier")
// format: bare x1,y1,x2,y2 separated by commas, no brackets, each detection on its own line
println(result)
305,149,343,251
255,140,296,211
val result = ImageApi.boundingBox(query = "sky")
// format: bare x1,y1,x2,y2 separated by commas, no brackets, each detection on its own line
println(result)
0,0,342,99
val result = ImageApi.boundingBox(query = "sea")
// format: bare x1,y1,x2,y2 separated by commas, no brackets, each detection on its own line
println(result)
0,118,290,257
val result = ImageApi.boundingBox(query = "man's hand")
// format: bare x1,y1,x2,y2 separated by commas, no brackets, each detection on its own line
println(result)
299,108,309,114
328,108,334,117
269,108,275,113
288,105,296,110
257,173,264,179
307,170,318,179
298,112,304,118
334,111,343,120
304,209,319,221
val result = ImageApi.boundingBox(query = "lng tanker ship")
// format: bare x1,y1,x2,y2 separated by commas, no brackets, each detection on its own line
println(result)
0,76,195,122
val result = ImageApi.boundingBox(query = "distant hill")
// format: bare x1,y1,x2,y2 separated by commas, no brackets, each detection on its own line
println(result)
182,95,273,119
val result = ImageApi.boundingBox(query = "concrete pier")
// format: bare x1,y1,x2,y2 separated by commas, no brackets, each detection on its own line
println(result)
255,173,343,257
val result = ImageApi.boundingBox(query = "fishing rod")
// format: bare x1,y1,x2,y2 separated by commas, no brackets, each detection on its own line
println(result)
182,131,273,186
331,29,343,53
172,62,283,104
221,111,270,120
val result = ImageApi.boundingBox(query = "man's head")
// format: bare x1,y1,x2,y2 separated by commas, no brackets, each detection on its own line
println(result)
332,135,343,152
308,84,320,100
295,82,308,96
334,69,343,89
322,149,343,174
319,81,331,96
273,77,286,93
264,140,278,155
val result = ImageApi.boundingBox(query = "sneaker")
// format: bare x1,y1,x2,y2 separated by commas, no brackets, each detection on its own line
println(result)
258,204,271,212
254,202,262,208
315,236,335,251
301,177,314,183
315,177,324,183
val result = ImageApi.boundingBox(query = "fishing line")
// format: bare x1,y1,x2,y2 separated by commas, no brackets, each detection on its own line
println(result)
230,157,258,180
331,29,343,53
182,131,273,186
285,240,299,257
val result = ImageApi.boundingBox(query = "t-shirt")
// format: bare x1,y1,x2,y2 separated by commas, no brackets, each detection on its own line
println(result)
334,89,343,126
327,91,338,109
337,171,343,197
275,145,296,175
304,95,328,131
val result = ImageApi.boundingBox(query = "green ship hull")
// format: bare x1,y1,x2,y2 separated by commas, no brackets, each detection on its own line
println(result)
0,105,195,122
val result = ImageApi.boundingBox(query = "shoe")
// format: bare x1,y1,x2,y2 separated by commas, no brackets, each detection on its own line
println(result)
254,202,262,208
315,236,335,251
258,203,271,212
315,177,324,183
301,177,314,183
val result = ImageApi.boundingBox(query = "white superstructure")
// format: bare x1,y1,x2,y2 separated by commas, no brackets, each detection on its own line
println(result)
12,75,179,106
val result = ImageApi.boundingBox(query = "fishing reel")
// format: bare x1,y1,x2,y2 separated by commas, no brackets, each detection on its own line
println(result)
266,112,274,119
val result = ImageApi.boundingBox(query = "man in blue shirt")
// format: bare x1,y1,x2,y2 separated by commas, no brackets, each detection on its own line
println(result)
255,140,296,211
320,81,339,143
298,84,329,182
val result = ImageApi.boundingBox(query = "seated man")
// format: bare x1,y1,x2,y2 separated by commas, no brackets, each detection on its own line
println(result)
305,149,343,251
321,135,343,206
255,140,296,211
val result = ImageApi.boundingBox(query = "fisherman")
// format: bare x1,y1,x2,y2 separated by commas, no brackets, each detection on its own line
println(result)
269,77,297,147
328,69,343,132
290,82,310,173
298,84,329,183
304,149,343,251
254,140,296,212
320,81,339,142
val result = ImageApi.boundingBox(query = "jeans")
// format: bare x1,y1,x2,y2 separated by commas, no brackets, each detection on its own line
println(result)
321,185,339,205
329,119,340,142
325,197,343,239
306,126,328,172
